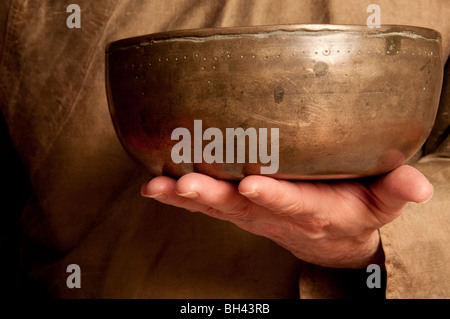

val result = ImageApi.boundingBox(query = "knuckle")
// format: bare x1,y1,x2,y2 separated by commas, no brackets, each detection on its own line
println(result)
202,206,229,221
258,221,284,238
265,194,305,216
226,201,254,220
275,200,304,215
291,215,331,239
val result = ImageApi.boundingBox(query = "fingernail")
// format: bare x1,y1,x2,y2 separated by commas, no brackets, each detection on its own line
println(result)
421,188,434,204
176,191,199,199
239,190,261,199
142,193,168,200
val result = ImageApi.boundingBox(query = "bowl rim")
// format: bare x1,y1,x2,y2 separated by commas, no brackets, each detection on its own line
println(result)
106,24,442,53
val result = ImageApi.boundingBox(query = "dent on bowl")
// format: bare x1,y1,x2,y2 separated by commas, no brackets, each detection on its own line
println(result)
105,24,443,180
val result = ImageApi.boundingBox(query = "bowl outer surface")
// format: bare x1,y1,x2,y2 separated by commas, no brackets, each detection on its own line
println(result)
106,25,443,180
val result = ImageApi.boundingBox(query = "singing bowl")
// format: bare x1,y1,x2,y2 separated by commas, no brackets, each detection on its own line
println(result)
105,24,443,180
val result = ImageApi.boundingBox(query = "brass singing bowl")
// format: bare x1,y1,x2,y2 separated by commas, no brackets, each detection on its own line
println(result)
106,24,443,180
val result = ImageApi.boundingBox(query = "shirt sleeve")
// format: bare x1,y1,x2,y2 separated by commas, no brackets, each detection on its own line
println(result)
379,60,450,297
376,60,450,298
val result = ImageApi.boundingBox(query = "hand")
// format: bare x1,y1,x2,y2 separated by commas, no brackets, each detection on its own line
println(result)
140,165,433,269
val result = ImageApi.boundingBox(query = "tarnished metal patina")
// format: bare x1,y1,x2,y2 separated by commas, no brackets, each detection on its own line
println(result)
106,24,443,180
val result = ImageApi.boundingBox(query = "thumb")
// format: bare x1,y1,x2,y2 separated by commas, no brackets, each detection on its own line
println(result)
368,165,433,223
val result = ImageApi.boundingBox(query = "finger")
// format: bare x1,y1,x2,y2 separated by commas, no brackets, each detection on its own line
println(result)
141,176,213,213
175,173,258,220
238,175,327,216
368,165,433,222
